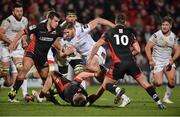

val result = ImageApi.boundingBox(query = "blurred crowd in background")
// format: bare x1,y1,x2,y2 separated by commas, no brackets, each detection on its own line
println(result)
0,0,179,78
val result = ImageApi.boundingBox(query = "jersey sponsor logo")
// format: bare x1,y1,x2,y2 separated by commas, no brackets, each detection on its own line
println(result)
51,30,57,34
39,37,54,41
29,25,36,31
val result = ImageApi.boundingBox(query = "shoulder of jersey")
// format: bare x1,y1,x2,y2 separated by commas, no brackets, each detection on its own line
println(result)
5,15,13,23
153,30,161,38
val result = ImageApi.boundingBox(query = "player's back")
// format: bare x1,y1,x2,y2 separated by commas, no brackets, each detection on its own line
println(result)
104,25,135,62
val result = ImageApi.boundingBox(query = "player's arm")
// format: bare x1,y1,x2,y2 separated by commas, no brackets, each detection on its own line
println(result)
74,71,97,83
87,37,106,65
52,37,62,50
131,40,141,55
87,85,105,105
21,35,28,49
171,43,180,65
0,20,12,44
8,30,25,52
145,35,156,66
145,41,154,61
88,18,115,30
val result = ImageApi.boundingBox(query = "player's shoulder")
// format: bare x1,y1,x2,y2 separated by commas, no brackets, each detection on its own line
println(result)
153,30,162,38
21,16,28,21
170,31,176,38
3,15,14,23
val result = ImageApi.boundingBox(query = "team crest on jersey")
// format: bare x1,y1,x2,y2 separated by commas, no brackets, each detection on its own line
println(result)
29,25,36,31
169,37,173,41
51,31,57,34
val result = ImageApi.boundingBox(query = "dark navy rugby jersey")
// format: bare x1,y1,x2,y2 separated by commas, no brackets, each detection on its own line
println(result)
103,25,136,63
24,21,63,58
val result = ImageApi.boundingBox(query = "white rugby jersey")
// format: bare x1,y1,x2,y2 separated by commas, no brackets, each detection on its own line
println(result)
0,15,28,48
67,24,96,59
149,30,178,61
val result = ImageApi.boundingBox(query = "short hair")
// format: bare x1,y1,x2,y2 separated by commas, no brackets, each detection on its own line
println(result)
45,8,56,18
48,11,60,20
62,22,74,29
72,93,87,106
12,1,23,10
162,16,173,25
115,14,126,25
66,10,77,17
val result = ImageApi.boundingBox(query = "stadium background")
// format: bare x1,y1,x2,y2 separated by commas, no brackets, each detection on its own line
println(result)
0,0,179,86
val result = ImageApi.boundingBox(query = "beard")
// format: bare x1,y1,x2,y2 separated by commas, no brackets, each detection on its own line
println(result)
14,15,22,21
162,29,170,35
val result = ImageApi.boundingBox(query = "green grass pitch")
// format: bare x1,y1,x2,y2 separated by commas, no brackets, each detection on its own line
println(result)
0,85,180,116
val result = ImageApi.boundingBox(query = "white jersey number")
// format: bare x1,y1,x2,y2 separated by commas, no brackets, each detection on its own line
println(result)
114,34,129,46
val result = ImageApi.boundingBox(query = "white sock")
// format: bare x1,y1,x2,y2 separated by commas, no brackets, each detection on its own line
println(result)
81,80,87,89
156,100,162,105
164,85,173,99
121,94,129,100
115,87,121,94
21,79,28,97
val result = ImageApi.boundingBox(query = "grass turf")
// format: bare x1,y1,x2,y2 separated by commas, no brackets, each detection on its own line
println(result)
0,85,180,116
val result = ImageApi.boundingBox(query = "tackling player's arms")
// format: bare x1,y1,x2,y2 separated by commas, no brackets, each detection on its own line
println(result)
87,37,106,65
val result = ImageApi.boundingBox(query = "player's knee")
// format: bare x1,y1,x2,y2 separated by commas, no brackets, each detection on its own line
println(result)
168,78,175,86
17,72,26,80
15,62,23,71
1,67,10,76
3,81,13,87
74,64,85,74
104,83,113,90
154,82,162,87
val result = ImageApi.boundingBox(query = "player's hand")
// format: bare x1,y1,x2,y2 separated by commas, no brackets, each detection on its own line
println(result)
163,64,172,71
8,41,17,53
64,46,76,56
22,41,28,49
169,57,174,65
149,59,155,67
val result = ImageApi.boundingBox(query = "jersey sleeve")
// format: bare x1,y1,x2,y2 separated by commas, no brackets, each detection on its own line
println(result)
0,18,11,30
102,30,111,42
23,17,28,28
56,26,64,37
149,33,158,44
77,24,91,37
24,24,38,35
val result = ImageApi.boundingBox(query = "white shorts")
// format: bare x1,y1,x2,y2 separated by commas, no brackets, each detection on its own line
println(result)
152,58,176,73
47,48,55,62
86,46,106,65
1,47,24,62
0,45,2,61
10,59,17,74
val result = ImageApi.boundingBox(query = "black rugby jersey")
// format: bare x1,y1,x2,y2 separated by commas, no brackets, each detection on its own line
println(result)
103,25,136,63
24,21,63,58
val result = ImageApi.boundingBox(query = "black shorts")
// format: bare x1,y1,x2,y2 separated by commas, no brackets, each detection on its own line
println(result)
106,59,142,80
25,52,48,68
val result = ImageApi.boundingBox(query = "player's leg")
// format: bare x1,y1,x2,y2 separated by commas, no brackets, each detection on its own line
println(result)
8,56,34,100
152,71,164,87
135,73,165,109
163,66,176,103
13,56,29,99
1,47,11,81
37,67,60,105
128,61,165,110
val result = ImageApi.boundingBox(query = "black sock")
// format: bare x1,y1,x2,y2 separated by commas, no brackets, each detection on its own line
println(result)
39,91,46,98
168,83,175,88
13,79,24,91
105,83,117,95
146,86,160,102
